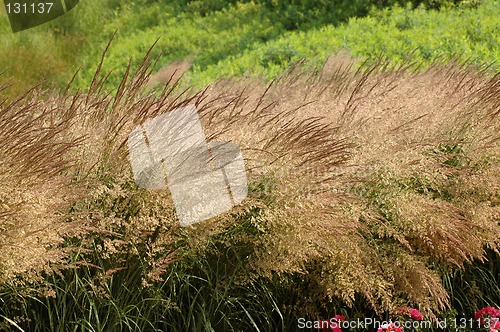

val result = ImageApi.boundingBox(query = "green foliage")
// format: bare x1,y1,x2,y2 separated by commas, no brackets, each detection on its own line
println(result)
187,0,499,87
442,249,500,315
1,0,497,95
68,0,499,89
0,0,118,98
0,252,175,332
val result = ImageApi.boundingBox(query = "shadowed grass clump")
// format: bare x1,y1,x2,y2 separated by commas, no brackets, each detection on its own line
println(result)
0,43,498,330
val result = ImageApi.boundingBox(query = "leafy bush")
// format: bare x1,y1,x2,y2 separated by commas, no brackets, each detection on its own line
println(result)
188,0,499,87
1,45,499,330
1,0,496,96
68,0,499,90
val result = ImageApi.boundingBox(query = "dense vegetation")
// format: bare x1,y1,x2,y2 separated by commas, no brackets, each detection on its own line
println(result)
0,0,499,331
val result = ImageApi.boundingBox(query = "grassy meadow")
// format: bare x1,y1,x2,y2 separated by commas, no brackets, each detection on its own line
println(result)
0,0,499,331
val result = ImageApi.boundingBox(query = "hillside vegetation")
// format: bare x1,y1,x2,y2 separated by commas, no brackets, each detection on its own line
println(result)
0,0,499,94
90,0,499,88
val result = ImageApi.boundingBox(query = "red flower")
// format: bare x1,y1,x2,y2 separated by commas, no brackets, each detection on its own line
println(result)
334,315,345,322
320,316,344,332
490,320,500,332
409,308,423,321
320,322,342,332
476,307,500,324
331,326,342,332
320,320,331,332
396,307,423,321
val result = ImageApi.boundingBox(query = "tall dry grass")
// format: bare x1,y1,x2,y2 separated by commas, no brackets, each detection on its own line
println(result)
191,55,499,315
0,42,498,323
